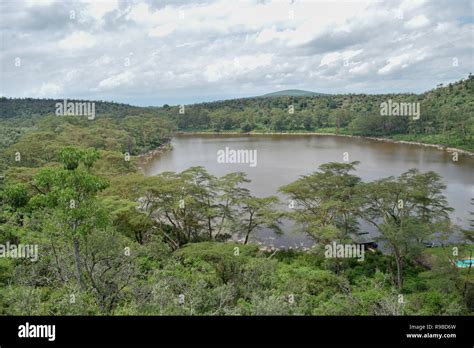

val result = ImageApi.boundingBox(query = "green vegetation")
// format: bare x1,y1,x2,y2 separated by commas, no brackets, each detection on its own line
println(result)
0,77,472,315
166,74,474,151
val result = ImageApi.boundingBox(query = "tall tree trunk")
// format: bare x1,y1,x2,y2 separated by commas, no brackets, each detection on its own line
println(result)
463,250,472,298
244,212,253,245
244,229,251,245
72,236,83,289
394,249,403,289
208,216,213,239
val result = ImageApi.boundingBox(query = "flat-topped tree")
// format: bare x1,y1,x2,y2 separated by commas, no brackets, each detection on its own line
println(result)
279,161,363,244
360,169,453,289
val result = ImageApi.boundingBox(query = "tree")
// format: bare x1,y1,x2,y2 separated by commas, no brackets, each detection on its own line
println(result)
361,169,453,289
214,172,250,239
3,183,29,211
238,196,282,245
303,113,313,131
241,121,253,133
143,168,280,247
439,105,455,135
114,208,155,244
270,109,288,131
31,147,109,288
181,167,219,239
349,113,384,136
464,198,474,243
1,183,30,228
280,162,362,243
144,172,198,248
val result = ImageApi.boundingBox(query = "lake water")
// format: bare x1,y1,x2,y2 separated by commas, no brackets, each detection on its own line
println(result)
143,134,474,248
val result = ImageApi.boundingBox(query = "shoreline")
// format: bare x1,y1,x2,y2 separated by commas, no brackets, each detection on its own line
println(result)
174,131,474,157
138,131,472,249
137,142,173,168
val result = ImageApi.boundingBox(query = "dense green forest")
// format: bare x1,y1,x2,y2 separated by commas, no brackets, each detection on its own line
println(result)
165,74,474,151
0,77,472,315
1,74,473,153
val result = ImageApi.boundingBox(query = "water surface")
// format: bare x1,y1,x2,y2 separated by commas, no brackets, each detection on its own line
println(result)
144,134,474,247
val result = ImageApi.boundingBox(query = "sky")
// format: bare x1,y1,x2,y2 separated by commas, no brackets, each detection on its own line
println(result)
0,0,473,106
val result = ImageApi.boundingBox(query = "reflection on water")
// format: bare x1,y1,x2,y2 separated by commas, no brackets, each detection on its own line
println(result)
144,134,474,247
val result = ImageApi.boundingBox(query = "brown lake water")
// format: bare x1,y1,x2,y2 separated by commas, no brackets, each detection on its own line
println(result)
143,134,474,248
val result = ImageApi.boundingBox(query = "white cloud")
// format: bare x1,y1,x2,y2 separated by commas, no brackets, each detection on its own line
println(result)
256,27,284,44
378,49,427,75
1,0,472,104
58,31,96,50
405,15,430,29
205,54,273,82
319,49,363,67
149,23,177,38
90,55,113,67
349,62,370,75
37,82,61,96
83,0,119,20
24,0,55,7
96,71,135,90
400,0,428,12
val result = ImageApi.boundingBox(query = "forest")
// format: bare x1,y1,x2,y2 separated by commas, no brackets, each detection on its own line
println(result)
165,74,474,151
0,76,472,315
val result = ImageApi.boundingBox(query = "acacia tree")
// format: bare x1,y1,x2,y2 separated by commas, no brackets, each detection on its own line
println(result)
214,172,250,239
144,168,282,247
279,162,363,243
181,167,219,239
237,196,282,245
464,198,474,243
114,208,155,244
361,169,453,289
144,172,197,247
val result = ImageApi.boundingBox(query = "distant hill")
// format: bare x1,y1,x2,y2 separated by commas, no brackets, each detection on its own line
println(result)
262,89,327,97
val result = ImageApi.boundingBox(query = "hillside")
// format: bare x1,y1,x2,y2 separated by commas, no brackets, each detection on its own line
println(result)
0,76,472,317
0,97,141,121
262,89,326,97
168,75,474,151
1,75,473,153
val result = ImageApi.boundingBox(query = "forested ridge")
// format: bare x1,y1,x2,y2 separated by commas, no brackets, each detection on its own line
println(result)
2,74,474,151
0,77,472,315
167,74,474,151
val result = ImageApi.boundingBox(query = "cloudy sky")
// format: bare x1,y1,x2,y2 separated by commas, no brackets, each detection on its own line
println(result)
0,0,472,106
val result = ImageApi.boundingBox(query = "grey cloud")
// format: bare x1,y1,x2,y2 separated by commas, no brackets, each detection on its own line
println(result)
0,0,472,106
